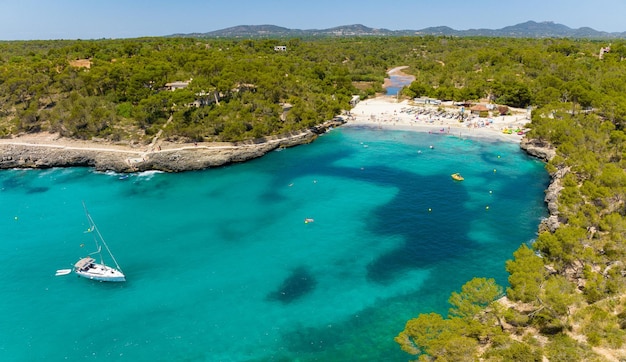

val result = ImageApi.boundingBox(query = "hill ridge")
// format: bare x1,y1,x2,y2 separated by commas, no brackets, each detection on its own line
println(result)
171,20,626,39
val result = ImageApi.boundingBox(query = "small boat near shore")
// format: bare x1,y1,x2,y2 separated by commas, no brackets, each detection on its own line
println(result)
451,173,464,181
55,269,72,276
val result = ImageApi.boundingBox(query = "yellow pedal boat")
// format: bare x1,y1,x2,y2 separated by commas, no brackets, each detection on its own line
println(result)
451,173,464,181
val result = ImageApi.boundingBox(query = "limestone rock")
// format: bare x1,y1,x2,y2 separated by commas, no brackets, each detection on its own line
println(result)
0,128,322,173
520,138,556,162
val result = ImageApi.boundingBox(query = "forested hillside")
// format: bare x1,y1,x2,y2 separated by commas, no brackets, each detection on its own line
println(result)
2,37,626,143
0,37,386,143
2,36,626,360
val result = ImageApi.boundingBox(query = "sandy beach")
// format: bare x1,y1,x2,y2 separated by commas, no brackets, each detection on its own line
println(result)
345,96,530,143
0,94,532,172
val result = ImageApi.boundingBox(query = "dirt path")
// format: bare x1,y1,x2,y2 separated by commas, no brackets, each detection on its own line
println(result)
0,131,309,155
0,128,318,172
387,65,411,75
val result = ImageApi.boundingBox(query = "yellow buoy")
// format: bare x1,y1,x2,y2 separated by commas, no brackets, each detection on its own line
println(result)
493,169,497,173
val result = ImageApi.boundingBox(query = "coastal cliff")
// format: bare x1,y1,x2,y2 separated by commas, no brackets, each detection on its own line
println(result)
520,137,562,232
0,121,343,173
138,130,317,172
519,138,556,162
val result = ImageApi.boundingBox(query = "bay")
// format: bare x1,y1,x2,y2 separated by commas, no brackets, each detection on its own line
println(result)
0,127,549,361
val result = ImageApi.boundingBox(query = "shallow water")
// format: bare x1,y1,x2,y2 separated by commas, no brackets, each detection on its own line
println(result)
0,127,548,361
386,74,414,96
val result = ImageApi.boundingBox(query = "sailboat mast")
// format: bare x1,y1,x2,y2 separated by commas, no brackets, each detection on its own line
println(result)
82,202,124,273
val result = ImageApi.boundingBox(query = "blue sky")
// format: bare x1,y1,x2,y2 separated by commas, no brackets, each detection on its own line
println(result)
1,0,625,40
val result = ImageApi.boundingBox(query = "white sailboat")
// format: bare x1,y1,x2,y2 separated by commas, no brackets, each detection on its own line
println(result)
73,202,126,282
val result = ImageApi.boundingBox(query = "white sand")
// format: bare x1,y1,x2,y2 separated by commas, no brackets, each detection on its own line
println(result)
344,96,531,143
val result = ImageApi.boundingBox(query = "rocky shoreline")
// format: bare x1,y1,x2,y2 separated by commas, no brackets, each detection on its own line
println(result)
0,120,343,173
520,138,561,232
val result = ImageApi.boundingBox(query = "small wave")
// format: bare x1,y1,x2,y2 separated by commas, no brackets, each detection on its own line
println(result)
135,170,164,180
94,170,131,180
38,167,67,177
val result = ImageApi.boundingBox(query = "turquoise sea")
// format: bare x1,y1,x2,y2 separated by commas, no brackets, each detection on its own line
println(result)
0,126,548,361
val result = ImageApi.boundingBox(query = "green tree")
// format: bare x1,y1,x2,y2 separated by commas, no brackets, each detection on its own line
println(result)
448,277,503,319
506,244,545,302
495,82,532,108
395,313,479,361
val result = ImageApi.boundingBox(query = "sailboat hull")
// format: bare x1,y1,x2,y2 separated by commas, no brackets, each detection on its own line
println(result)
75,262,126,282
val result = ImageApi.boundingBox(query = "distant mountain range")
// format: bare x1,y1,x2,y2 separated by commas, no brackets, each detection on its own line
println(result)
171,21,626,39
